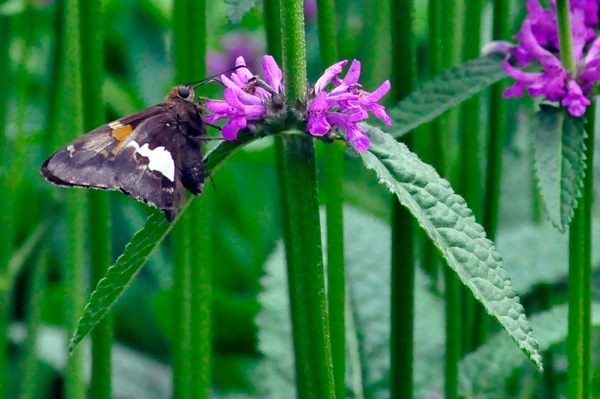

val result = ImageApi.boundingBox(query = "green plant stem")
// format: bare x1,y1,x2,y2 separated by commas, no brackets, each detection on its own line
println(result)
568,103,595,399
389,2,415,399
441,2,464,399
178,1,210,397
190,194,211,399
80,0,112,397
462,0,485,352
280,2,335,396
484,0,509,254
422,0,443,282
315,1,345,397
264,0,282,58
172,211,192,399
444,267,462,399
19,247,49,399
556,0,576,74
173,0,208,395
282,134,336,399
0,12,13,399
58,0,87,397
479,0,509,359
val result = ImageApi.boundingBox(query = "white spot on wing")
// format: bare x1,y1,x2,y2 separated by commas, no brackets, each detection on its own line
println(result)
109,121,124,129
127,141,139,150
136,143,175,182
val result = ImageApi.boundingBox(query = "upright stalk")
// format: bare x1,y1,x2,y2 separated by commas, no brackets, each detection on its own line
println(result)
441,2,465,398
176,0,211,397
171,211,192,399
553,2,591,399
389,2,416,399
280,1,336,397
173,0,210,396
481,0,510,358
484,0,509,242
0,11,13,399
190,193,211,399
57,0,87,397
567,102,594,399
80,0,112,396
315,0,345,397
421,0,443,283
462,0,486,352
19,247,49,399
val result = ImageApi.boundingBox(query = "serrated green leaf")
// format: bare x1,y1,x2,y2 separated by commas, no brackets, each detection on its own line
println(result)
359,123,543,370
69,132,258,352
532,105,587,232
386,54,506,137
459,304,600,399
223,0,259,24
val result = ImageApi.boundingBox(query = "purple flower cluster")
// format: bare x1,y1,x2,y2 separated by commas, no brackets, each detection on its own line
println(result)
489,0,600,116
307,60,391,150
205,56,391,151
205,56,282,140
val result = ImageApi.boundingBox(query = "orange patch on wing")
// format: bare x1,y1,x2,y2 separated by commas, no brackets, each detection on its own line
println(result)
111,124,133,141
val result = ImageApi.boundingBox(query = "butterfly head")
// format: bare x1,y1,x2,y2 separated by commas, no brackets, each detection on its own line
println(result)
167,85,195,102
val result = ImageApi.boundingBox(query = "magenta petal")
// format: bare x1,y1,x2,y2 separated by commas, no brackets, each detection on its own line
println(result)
585,36,600,63
308,113,331,136
352,130,370,151
372,103,392,125
222,116,247,140
519,19,563,69
314,60,348,93
228,84,263,106
234,56,254,82
244,105,267,120
481,40,517,56
223,88,245,109
309,92,329,112
206,101,233,114
502,82,526,98
221,74,238,89
230,73,247,88
342,59,361,85
562,81,590,116
367,80,391,102
235,56,247,67
262,55,283,91
205,114,224,123
567,102,588,117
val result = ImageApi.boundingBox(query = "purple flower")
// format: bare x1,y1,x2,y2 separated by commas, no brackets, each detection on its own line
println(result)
307,59,391,151
205,55,282,140
205,55,392,151
487,0,600,116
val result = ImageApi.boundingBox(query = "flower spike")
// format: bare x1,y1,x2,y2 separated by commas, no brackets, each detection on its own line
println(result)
486,0,600,116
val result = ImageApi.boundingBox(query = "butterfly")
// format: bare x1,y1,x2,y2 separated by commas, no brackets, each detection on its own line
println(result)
41,84,214,222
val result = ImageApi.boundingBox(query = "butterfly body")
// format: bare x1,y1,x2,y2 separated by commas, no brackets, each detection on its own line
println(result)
41,85,207,222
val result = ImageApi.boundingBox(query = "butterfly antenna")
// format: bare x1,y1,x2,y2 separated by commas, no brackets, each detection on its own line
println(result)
207,171,217,192
189,65,253,89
